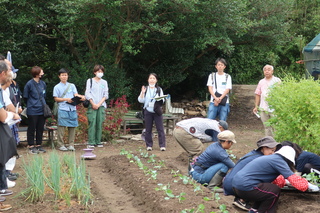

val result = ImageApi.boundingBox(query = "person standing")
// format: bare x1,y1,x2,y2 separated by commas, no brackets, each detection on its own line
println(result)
23,66,47,154
85,65,109,148
253,64,281,137
138,73,166,151
0,60,20,211
207,58,232,121
174,118,228,159
53,68,85,151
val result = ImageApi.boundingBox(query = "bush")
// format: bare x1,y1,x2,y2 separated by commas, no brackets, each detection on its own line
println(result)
267,77,320,154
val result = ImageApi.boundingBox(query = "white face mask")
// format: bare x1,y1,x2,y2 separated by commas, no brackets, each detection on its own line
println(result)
96,73,104,78
149,84,155,87
12,72,17,79
8,71,14,78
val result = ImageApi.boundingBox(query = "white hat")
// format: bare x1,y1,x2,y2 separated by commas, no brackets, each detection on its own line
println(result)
275,146,296,165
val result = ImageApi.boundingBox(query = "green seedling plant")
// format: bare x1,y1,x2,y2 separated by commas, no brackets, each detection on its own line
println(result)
302,172,320,185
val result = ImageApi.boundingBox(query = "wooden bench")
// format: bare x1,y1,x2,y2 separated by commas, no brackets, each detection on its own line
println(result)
165,95,184,114
18,126,57,145
122,112,179,135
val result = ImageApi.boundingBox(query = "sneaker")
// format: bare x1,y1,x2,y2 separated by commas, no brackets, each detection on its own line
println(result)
233,198,251,211
87,145,95,148
0,190,13,196
0,203,12,211
212,187,224,193
0,196,5,202
7,178,15,188
67,146,75,151
37,146,46,153
147,147,152,151
59,146,68,151
97,144,103,148
248,208,258,213
29,147,39,154
160,147,166,151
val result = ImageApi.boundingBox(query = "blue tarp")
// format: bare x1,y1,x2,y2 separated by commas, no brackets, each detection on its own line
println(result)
303,33,320,53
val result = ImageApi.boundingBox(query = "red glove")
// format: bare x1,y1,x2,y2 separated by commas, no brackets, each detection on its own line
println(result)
272,175,285,188
287,174,308,192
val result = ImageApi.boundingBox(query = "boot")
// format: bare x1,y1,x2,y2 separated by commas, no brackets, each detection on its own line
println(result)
207,170,226,192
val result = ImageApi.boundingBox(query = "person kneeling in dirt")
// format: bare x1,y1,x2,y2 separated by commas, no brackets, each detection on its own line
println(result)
281,141,320,177
189,130,236,193
232,146,318,213
173,118,228,170
223,136,281,211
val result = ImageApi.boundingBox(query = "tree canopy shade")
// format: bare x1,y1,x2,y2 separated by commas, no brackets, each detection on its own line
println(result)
0,0,311,104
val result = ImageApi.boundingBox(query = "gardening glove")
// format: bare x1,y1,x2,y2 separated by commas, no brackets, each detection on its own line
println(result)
307,182,320,192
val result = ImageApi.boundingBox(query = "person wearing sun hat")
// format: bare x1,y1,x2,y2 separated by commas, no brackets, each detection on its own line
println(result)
232,146,315,213
223,136,281,211
190,130,236,192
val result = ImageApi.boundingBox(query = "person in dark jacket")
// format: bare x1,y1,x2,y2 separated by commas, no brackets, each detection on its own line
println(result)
232,146,314,213
223,136,281,211
190,130,236,192
281,141,320,175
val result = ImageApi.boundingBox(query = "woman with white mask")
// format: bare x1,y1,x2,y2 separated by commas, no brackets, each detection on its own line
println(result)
138,73,166,151
85,65,109,148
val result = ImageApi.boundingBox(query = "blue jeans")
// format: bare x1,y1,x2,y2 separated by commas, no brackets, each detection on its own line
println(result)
207,102,230,121
191,163,228,184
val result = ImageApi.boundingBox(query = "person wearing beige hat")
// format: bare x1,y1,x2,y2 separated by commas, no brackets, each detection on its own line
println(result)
190,130,236,192
232,146,313,213
223,136,281,211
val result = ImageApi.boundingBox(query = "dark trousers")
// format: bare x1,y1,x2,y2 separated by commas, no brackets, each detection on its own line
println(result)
27,115,45,146
144,110,166,148
234,183,281,213
0,165,8,190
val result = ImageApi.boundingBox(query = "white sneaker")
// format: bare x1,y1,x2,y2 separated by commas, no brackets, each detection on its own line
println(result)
147,147,152,151
97,144,103,148
59,146,68,151
67,146,75,151
87,145,95,148
160,147,166,151
7,178,15,188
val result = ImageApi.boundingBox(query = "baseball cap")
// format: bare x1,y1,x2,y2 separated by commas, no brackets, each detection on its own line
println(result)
257,136,281,149
275,146,296,165
218,120,228,130
218,130,236,143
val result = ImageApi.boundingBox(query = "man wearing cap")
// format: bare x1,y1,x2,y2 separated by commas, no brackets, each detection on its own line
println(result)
190,130,236,192
253,64,281,137
173,118,228,160
232,146,317,213
223,136,281,211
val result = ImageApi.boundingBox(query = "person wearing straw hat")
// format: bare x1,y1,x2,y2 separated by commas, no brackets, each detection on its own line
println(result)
232,146,318,213
223,136,281,211
190,130,236,192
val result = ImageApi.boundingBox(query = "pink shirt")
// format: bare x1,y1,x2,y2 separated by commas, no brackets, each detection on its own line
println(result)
255,76,281,112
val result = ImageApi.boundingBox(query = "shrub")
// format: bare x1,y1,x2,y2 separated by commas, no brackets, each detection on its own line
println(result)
102,95,129,141
267,77,320,154
76,104,89,144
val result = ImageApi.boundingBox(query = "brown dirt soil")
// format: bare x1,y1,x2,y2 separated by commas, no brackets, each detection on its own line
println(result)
8,85,320,212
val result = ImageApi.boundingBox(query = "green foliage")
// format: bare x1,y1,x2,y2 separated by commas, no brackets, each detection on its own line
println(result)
267,77,320,154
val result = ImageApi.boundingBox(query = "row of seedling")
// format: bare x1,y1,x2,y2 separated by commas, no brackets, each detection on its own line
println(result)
20,152,92,206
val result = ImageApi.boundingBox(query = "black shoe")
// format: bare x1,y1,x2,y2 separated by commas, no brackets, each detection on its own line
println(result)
232,198,251,211
7,173,17,181
29,147,39,154
37,146,46,153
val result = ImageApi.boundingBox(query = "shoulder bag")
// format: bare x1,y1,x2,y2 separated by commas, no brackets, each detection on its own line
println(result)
53,83,71,117
34,81,52,119
83,78,92,108
213,73,228,106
